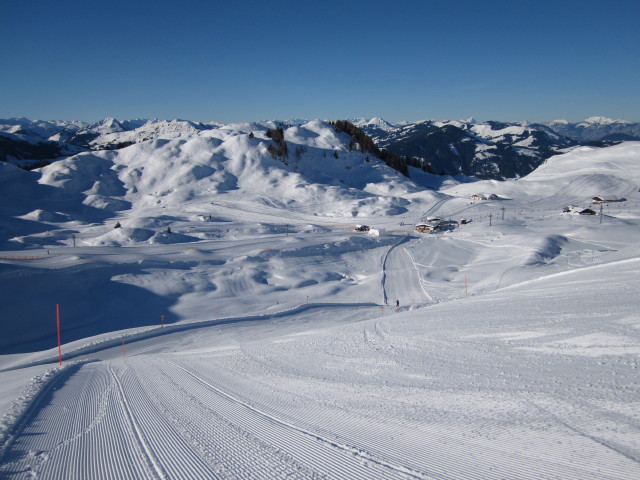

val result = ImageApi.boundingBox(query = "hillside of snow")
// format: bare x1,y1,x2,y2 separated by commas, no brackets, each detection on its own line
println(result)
0,126,639,479
0,120,429,351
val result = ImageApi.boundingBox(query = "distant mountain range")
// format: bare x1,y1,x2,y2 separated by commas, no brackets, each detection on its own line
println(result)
1,116,639,180
544,116,640,142
353,117,640,179
0,118,220,168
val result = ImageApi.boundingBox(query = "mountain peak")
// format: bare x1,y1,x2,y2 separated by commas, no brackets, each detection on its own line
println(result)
90,117,125,133
582,116,628,125
352,117,396,132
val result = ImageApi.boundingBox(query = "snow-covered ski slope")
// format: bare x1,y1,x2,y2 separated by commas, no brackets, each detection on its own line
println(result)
0,123,639,479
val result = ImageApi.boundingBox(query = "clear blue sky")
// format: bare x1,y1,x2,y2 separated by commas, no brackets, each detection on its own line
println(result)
2,0,639,123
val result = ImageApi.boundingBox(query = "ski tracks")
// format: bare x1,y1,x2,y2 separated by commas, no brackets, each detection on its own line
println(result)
382,235,432,307
0,363,153,479
3,355,639,479
0,357,429,479
144,357,429,480
109,365,169,480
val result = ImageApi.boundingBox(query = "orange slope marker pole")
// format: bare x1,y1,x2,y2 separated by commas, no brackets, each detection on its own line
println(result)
56,304,62,366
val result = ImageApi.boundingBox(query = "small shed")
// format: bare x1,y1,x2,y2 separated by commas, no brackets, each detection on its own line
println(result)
579,208,597,215
592,195,620,204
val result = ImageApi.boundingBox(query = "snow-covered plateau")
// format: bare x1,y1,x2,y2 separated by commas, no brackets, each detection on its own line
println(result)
0,121,639,479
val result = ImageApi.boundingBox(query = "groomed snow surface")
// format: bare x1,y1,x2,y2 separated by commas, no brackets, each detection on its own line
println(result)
1,126,639,479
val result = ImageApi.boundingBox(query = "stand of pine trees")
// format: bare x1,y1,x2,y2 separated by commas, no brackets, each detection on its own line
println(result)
330,120,433,177
266,127,288,159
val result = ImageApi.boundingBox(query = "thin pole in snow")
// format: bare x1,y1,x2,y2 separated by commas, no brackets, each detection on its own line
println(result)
161,313,165,328
599,203,603,224
56,304,62,366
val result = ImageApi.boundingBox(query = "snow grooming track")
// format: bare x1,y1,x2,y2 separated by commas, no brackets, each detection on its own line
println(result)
521,391,640,467
108,363,216,479
109,365,168,480
163,359,434,480
0,362,86,464
133,357,327,479
0,362,154,479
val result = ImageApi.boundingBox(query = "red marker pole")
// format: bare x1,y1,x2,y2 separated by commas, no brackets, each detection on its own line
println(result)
161,313,165,328
56,304,62,366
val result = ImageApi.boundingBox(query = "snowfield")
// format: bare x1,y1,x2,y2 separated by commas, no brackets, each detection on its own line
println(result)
0,123,639,479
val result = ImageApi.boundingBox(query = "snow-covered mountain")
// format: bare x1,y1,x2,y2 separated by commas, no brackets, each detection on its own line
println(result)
0,120,419,250
0,117,220,166
358,118,578,179
545,116,640,142
350,117,397,138
0,119,428,350
0,118,87,166
4,116,637,180
65,118,219,149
